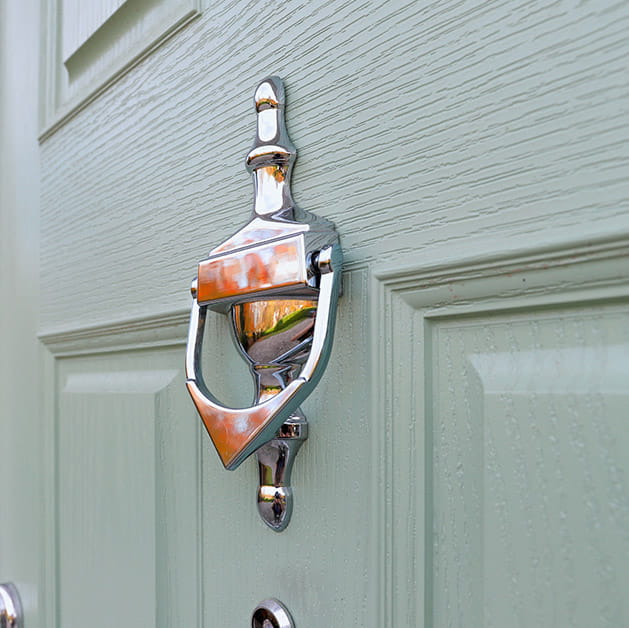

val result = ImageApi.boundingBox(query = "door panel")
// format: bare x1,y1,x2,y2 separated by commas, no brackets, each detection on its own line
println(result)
42,345,201,628
41,270,374,627
433,307,628,626
377,242,629,626
41,0,200,134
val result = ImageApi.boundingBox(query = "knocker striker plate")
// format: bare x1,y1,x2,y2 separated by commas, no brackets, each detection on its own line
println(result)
185,76,341,530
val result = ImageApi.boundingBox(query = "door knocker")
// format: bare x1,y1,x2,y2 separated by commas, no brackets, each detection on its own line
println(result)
185,76,342,530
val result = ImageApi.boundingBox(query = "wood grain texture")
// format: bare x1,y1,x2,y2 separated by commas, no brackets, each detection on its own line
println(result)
61,0,126,60
200,269,375,626
41,0,200,134
39,0,629,332
40,269,374,627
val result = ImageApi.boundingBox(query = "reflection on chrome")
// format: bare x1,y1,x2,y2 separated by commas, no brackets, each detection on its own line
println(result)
0,583,22,628
196,236,311,305
185,76,342,531
232,299,317,402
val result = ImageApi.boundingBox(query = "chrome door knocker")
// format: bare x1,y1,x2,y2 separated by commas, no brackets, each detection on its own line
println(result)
185,76,342,531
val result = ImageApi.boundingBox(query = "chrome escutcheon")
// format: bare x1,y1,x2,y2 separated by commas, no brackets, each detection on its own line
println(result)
251,598,295,628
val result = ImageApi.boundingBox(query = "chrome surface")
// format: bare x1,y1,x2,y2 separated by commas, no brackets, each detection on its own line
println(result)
0,583,22,628
251,598,295,628
256,412,308,531
185,76,341,530
185,244,340,471
196,236,310,305
231,299,317,402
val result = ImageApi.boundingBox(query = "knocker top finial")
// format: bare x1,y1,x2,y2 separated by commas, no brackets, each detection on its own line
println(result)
254,76,285,111
246,77,296,218
249,76,293,153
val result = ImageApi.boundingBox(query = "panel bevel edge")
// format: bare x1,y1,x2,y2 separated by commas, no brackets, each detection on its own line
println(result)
39,309,189,356
370,234,629,628
370,272,426,628
368,269,387,627
422,315,435,628
39,0,201,141
392,299,425,626
375,234,629,295
39,342,58,628
383,239,629,317
39,0,57,137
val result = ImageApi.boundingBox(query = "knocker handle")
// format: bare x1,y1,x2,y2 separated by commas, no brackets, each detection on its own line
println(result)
185,245,341,470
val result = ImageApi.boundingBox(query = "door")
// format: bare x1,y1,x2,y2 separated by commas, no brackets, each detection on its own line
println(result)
2,1,629,626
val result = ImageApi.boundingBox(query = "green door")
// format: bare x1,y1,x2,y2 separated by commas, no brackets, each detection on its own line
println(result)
2,1,628,626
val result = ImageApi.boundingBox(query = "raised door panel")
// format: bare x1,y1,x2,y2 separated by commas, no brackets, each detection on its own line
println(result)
43,343,201,628
431,307,628,627
61,0,127,61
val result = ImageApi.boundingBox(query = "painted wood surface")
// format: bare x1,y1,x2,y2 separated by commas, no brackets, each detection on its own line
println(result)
61,0,127,60
29,0,629,627
41,0,199,133
433,311,628,626
39,0,629,332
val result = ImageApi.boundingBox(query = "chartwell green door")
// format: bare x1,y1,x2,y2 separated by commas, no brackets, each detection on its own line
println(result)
1,1,628,627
